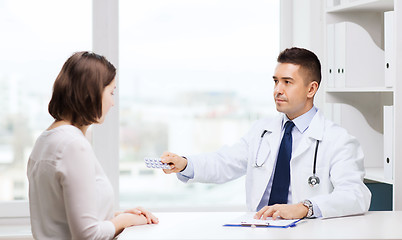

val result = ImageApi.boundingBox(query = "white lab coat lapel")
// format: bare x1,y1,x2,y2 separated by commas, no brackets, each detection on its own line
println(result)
265,115,283,174
265,117,283,166
249,115,283,210
291,137,312,161
292,110,325,160
290,111,325,203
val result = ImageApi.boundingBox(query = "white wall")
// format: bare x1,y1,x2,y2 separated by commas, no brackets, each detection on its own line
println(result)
280,0,325,110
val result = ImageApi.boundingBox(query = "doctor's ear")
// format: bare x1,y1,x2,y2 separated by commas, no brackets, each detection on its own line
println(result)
307,81,319,98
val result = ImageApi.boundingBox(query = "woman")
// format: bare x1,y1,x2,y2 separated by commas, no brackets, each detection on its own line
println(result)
27,51,158,240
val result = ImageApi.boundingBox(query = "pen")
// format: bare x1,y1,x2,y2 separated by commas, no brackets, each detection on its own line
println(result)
241,223,270,227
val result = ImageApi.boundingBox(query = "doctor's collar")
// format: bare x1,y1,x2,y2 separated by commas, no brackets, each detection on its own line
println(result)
282,106,318,134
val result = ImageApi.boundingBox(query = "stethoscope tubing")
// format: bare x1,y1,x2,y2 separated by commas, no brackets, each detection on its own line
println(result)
254,130,320,186
313,140,319,175
254,130,268,168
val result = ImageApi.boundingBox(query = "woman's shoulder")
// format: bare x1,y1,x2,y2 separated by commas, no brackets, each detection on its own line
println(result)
57,126,91,150
28,125,92,174
48,126,96,172
40,125,91,156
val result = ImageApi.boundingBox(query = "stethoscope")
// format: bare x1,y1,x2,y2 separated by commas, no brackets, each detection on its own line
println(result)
254,130,321,187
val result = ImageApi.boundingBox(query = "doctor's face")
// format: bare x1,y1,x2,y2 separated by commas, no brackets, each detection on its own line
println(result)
273,63,316,120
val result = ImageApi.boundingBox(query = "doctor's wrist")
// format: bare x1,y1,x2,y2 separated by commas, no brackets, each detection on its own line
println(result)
180,156,188,172
295,202,309,218
301,199,314,218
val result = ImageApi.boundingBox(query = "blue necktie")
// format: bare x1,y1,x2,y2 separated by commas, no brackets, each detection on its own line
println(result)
268,121,295,205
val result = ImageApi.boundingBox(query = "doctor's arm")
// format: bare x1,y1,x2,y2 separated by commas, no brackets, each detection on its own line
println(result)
161,126,261,184
309,134,371,218
161,120,267,184
161,135,251,184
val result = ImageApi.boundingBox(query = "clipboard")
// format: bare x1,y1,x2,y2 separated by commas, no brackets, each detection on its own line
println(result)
223,212,303,228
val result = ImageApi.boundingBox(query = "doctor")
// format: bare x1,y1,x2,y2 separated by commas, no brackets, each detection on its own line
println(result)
161,47,371,220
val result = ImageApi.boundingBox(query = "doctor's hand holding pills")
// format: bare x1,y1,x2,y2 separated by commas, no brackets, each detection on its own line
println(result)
160,152,188,174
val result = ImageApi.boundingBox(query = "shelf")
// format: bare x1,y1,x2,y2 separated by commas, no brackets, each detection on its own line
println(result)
326,87,394,93
327,0,393,13
326,91,392,133
326,90,393,107
365,167,393,184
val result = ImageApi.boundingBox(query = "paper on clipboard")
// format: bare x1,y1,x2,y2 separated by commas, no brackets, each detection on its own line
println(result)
223,212,302,228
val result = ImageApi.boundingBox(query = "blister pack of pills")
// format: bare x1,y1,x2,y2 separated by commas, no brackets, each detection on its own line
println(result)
144,158,171,169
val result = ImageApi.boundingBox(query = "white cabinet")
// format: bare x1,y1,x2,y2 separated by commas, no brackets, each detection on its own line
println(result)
324,0,402,209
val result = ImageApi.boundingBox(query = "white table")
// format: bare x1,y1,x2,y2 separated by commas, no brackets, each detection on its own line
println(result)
118,211,402,240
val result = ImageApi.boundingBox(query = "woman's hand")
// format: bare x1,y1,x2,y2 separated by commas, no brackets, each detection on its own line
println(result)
124,207,159,224
111,207,158,237
111,213,146,237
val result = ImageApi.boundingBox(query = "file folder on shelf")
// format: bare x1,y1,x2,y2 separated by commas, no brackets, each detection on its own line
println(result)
384,11,395,88
383,105,393,180
327,24,335,88
332,21,384,88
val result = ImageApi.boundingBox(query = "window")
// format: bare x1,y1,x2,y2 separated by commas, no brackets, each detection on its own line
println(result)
0,0,91,214
119,0,279,210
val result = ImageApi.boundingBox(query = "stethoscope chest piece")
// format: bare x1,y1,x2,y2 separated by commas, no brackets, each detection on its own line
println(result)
308,174,320,187
307,140,321,187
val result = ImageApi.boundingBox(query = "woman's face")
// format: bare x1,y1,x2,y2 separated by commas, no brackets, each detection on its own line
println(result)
98,78,116,124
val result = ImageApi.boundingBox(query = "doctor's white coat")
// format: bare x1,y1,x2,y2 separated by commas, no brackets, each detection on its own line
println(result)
186,110,371,218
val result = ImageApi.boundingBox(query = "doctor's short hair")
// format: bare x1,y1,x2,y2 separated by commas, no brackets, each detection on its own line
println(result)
277,47,321,86
48,51,116,126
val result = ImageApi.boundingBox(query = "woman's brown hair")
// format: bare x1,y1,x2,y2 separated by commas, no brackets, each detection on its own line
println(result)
48,51,116,126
